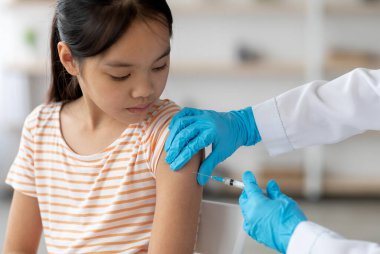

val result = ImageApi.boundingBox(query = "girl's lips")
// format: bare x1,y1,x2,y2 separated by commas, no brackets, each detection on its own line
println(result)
126,102,153,113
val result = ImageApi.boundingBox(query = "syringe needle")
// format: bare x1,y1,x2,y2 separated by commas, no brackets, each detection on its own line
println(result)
192,172,211,178
192,172,245,190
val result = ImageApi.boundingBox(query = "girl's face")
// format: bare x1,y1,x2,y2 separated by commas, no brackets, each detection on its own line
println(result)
77,19,171,125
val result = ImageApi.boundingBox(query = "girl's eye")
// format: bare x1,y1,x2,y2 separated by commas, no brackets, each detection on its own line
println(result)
110,74,131,81
152,64,168,72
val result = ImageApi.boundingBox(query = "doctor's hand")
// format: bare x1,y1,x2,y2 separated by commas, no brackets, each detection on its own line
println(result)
239,171,307,254
164,107,261,185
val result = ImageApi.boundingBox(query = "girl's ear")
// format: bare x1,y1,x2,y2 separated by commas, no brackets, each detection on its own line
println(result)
57,42,80,76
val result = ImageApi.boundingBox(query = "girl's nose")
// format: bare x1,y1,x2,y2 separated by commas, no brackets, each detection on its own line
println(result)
131,75,155,99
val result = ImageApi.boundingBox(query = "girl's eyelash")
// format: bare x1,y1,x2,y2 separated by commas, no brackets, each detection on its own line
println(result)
110,74,131,81
110,64,167,81
153,64,168,71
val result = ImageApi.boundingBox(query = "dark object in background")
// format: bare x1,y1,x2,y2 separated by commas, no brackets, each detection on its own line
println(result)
361,0,380,3
236,44,262,63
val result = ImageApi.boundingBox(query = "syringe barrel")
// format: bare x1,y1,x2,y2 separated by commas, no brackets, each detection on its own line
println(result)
223,178,245,189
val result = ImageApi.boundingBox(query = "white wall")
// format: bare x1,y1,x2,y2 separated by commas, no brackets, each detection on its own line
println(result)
0,3,53,186
170,14,306,65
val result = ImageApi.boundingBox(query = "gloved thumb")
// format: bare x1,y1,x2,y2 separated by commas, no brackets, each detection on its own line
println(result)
266,179,284,200
197,152,219,186
242,171,264,198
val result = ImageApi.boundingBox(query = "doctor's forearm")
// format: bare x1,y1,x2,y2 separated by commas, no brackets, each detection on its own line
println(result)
254,68,380,156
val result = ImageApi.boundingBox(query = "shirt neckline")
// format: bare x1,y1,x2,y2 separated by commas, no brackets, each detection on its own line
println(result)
56,102,128,161
55,99,166,161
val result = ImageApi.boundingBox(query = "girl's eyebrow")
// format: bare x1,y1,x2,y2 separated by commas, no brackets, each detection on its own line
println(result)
156,46,171,61
105,46,171,67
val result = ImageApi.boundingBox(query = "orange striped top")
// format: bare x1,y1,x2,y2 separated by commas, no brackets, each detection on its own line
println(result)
6,99,180,253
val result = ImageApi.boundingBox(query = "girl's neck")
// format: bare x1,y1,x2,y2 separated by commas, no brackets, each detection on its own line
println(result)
70,97,125,132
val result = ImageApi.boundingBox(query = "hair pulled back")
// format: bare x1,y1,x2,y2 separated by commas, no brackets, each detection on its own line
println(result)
48,0,173,102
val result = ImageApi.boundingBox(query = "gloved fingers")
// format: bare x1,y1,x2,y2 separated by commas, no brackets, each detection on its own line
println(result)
169,107,200,129
197,151,220,186
243,221,255,239
165,116,196,152
267,180,291,202
168,129,215,170
239,190,248,206
165,123,201,165
242,171,265,200
239,190,248,217
239,189,248,201
266,179,283,200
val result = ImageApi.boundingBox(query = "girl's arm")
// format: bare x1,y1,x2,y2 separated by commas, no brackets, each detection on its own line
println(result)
148,150,203,254
3,191,42,254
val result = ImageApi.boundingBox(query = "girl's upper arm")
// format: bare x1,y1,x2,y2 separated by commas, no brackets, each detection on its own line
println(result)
3,191,42,253
148,149,203,254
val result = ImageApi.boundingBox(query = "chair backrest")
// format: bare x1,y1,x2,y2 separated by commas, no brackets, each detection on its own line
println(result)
194,199,246,254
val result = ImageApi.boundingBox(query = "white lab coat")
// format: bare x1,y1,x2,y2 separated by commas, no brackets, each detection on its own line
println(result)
254,68,380,254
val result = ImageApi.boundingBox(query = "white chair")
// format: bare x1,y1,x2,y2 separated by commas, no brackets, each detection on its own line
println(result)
194,199,247,254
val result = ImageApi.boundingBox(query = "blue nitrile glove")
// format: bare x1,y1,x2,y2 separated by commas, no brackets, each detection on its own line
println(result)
164,107,261,185
239,171,307,254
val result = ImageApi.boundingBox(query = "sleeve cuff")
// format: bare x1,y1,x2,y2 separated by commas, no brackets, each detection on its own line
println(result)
5,179,37,198
287,221,333,254
253,98,294,156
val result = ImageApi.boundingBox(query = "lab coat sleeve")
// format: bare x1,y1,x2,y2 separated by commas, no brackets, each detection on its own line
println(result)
254,68,380,156
287,221,380,254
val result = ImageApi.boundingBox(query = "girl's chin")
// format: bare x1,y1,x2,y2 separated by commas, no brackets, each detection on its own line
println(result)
118,112,149,125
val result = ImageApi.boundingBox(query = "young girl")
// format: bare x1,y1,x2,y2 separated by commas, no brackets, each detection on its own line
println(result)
4,1,203,253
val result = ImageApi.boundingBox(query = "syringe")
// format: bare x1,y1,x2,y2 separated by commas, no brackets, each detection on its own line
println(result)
195,172,245,190
195,172,266,194
211,175,245,189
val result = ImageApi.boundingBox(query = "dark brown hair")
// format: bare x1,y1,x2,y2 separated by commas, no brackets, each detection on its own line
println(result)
48,0,173,103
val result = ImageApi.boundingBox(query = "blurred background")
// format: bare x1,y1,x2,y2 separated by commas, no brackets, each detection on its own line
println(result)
0,0,380,253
